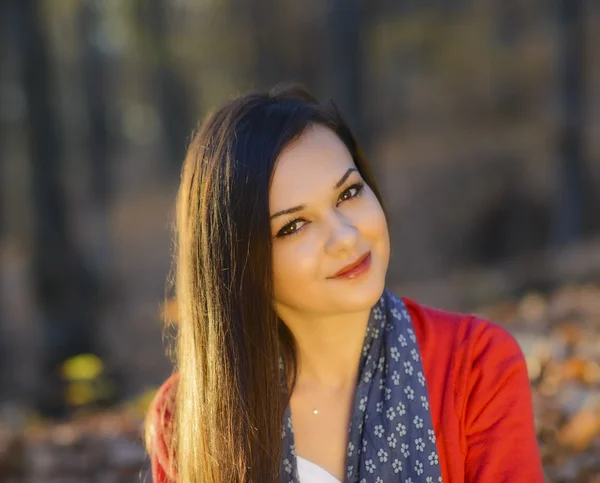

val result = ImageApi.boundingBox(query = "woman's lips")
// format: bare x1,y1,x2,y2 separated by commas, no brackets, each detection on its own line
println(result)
330,252,372,279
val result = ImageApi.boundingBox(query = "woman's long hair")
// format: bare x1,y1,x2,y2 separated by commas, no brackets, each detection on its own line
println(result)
154,84,387,482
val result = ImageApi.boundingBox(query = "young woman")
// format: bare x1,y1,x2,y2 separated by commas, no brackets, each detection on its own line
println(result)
145,84,545,482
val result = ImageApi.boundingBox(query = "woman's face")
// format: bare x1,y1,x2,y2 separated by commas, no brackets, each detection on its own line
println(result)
270,124,390,318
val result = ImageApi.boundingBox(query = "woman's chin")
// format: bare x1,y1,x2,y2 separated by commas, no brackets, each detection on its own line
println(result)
327,272,386,311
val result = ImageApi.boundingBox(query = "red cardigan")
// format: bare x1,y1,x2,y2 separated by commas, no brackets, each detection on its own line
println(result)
146,297,545,482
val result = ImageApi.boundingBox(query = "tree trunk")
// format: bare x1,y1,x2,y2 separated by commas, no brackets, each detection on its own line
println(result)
554,0,588,245
79,0,111,208
328,0,366,146
138,0,194,173
12,0,99,417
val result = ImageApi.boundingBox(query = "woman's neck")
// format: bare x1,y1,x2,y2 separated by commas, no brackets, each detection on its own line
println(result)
280,306,371,390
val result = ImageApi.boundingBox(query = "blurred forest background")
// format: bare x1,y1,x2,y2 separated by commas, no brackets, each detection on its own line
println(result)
0,0,599,481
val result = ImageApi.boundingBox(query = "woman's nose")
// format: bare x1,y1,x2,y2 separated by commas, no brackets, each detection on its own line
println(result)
324,212,359,254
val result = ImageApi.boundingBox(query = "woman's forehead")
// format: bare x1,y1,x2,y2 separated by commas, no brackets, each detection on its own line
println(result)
270,126,355,196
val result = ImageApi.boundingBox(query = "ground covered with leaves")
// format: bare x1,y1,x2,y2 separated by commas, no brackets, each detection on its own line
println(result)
477,284,600,482
1,284,599,482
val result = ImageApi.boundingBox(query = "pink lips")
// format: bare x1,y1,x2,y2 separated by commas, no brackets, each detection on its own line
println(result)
330,252,372,279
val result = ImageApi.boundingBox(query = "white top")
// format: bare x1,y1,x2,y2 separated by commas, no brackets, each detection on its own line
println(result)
296,456,342,483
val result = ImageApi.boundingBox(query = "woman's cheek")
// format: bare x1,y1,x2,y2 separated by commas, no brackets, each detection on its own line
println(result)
272,238,315,282
354,200,387,236
272,241,320,307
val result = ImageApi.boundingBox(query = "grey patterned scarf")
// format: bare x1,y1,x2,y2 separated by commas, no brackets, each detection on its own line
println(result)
280,289,443,482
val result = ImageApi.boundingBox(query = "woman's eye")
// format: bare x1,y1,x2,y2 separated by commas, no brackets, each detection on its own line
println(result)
338,181,364,204
276,219,306,238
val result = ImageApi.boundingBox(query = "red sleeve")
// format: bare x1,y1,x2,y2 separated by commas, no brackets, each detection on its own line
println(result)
147,373,179,483
460,318,545,482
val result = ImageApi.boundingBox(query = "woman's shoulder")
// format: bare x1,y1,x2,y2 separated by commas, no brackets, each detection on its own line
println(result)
146,372,180,480
401,294,530,421
396,295,543,480
400,294,525,366
148,371,179,437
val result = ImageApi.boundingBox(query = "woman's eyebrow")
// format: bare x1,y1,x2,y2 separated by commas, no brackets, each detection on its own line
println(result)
270,168,357,220
334,167,357,189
